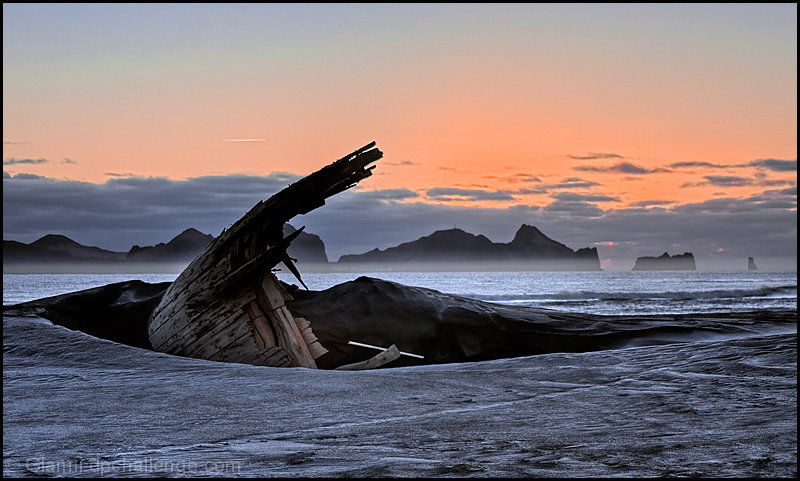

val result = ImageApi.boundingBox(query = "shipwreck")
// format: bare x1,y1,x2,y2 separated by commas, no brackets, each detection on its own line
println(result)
148,142,394,370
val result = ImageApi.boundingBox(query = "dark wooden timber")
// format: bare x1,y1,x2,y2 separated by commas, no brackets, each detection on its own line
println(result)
147,142,382,368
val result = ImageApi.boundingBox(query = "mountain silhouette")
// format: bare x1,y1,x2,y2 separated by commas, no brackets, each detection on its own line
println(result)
4,225,328,267
283,224,328,263
127,228,215,262
4,234,126,263
337,224,601,270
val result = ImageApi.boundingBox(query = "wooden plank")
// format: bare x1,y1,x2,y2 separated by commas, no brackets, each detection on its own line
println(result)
274,277,294,301
295,317,311,330
263,305,318,368
249,346,291,367
217,335,261,364
335,344,401,370
151,289,255,352
184,309,253,359
258,274,318,367
307,340,329,360
250,315,277,349
149,251,231,323
153,290,255,354
260,273,287,307
245,301,277,347
256,276,317,368
292,316,328,359
247,319,266,351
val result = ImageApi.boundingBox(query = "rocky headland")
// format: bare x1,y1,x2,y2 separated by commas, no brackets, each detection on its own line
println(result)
338,224,601,271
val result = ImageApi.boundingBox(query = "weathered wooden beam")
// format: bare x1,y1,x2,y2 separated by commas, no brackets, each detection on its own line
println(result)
348,340,424,359
257,275,318,369
295,317,329,359
335,344,401,371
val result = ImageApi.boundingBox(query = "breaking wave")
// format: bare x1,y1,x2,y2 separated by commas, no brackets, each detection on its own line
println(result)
462,285,798,314
468,285,797,302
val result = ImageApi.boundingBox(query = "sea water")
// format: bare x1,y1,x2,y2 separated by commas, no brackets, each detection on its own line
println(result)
3,270,796,315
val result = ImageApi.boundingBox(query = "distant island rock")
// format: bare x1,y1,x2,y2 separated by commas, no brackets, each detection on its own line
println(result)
283,224,328,264
3,224,328,268
632,252,696,271
127,228,215,262
337,224,601,271
3,234,126,263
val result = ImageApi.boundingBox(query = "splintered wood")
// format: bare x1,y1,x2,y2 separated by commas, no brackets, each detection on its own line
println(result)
146,142,382,368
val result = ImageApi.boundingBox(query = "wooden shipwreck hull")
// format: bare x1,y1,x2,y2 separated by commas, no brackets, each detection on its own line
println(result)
147,142,383,368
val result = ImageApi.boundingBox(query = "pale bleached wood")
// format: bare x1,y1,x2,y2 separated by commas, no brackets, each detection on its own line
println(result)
257,275,317,368
151,289,255,352
260,273,287,308
155,290,256,353
307,340,329,360
335,344,401,370
185,310,253,360
248,346,290,367
149,252,232,329
294,317,329,359
245,301,277,348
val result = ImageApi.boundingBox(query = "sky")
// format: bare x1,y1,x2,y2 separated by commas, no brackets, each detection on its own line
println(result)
3,3,797,270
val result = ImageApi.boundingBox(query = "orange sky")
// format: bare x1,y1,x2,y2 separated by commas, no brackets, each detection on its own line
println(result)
3,4,797,211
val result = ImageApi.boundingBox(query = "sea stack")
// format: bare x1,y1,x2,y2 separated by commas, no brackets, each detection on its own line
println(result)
748,257,758,271
632,252,696,271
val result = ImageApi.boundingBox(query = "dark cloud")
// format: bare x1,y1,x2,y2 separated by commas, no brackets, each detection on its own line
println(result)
352,188,419,201
703,175,755,187
61,157,77,164
682,174,795,189
553,178,601,189
385,160,417,166
437,166,473,172
426,188,515,201
668,158,797,172
515,187,550,195
748,158,797,172
568,153,624,160
574,162,669,175
6,172,46,180
668,161,728,169
3,141,29,146
510,177,602,195
629,200,675,208
551,192,621,203
541,200,606,218
3,173,796,270
503,173,542,184
105,172,138,178
3,157,48,165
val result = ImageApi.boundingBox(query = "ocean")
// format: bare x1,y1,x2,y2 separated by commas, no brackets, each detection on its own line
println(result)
3,269,797,314
3,270,797,477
